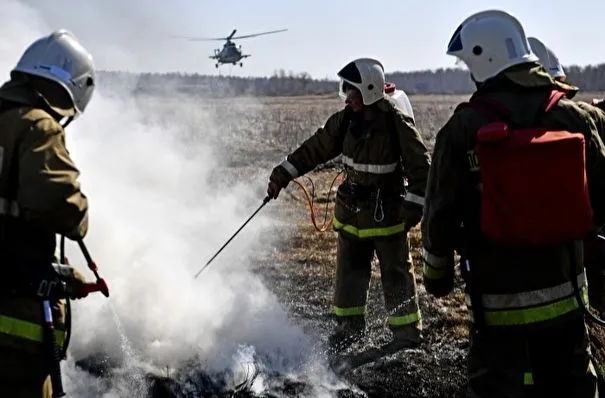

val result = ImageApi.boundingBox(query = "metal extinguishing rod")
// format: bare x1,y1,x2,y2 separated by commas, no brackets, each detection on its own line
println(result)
193,196,270,279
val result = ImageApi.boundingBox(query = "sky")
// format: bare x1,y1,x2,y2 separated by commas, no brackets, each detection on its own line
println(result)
13,0,605,79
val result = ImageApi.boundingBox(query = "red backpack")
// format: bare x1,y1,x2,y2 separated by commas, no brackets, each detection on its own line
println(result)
466,89,594,246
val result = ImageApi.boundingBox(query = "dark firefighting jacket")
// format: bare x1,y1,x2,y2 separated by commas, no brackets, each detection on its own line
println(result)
0,80,88,353
281,97,431,239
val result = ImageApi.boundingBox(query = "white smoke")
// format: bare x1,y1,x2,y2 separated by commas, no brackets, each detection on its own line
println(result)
0,0,347,396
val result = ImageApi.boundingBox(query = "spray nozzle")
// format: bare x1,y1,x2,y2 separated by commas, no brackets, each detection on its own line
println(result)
76,239,110,297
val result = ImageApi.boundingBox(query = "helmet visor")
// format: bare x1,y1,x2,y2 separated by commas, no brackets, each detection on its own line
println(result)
338,79,357,100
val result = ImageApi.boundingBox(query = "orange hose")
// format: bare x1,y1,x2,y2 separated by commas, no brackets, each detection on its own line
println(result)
291,171,345,232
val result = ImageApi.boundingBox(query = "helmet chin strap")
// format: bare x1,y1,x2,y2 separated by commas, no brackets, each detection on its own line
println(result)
60,116,74,128
470,73,485,90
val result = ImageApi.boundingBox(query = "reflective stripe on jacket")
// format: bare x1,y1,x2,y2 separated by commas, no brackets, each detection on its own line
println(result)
0,313,65,346
465,271,588,326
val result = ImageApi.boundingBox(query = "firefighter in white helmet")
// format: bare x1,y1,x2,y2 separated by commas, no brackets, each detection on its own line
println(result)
423,9,605,397
266,57,431,353
0,30,95,397
529,36,605,315
528,34,605,393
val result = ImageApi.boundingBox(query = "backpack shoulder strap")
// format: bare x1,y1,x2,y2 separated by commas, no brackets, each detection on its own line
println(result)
456,94,512,122
456,89,566,125
544,89,566,112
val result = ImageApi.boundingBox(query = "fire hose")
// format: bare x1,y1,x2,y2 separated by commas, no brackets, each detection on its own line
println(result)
46,236,110,397
290,171,344,232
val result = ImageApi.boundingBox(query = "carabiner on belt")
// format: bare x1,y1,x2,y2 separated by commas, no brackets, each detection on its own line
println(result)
373,188,384,222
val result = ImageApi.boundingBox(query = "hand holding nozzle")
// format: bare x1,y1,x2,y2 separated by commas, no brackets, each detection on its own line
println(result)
76,240,110,297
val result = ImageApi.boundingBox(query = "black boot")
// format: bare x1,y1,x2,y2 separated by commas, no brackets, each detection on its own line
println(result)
328,316,365,353
386,325,423,352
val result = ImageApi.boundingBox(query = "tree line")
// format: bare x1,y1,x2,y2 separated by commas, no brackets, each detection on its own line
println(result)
98,64,605,97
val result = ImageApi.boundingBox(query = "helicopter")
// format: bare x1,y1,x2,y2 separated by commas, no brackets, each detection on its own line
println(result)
172,28,287,68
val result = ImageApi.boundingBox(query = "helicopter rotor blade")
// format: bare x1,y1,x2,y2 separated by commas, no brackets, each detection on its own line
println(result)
170,28,286,42
170,35,228,42
230,29,288,40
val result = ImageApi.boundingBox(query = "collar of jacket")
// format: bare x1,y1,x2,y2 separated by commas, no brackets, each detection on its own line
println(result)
0,78,76,118
475,62,580,100
375,97,397,113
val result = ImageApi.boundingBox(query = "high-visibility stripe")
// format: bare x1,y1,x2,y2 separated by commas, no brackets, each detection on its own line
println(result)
468,286,588,326
388,311,421,326
333,305,365,317
342,155,398,174
333,216,405,238
524,372,534,385
421,248,451,280
0,314,65,346
404,192,425,207
279,158,299,178
0,197,19,217
524,360,596,385
465,273,586,310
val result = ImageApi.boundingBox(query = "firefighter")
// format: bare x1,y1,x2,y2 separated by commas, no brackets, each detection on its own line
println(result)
422,9,605,398
529,36,605,318
528,35,605,394
0,30,95,397
266,57,431,352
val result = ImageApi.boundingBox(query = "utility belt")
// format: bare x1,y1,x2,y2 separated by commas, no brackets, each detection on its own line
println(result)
337,180,404,223
338,180,404,202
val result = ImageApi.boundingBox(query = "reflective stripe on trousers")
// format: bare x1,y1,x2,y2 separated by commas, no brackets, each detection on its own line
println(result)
421,248,452,280
333,305,420,326
0,314,65,346
466,272,588,326
332,216,405,238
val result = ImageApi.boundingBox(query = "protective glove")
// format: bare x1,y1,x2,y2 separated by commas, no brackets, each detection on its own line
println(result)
402,202,423,234
267,164,293,200
51,263,90,300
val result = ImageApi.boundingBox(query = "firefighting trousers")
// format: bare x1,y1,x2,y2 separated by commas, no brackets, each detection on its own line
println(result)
332,231,421,331
0,345,53,398
467,318,598,398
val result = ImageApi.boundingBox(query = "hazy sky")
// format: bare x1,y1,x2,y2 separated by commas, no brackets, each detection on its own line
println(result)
13,0,605,79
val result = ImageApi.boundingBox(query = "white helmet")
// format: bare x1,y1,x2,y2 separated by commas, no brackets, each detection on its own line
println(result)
337,58,385,106
527,37,566,80
12,29,96,117
446,10,538,83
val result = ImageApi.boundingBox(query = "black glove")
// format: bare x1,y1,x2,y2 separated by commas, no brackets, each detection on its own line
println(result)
51,263,89,300
402,202,423,233
267,165,293,200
